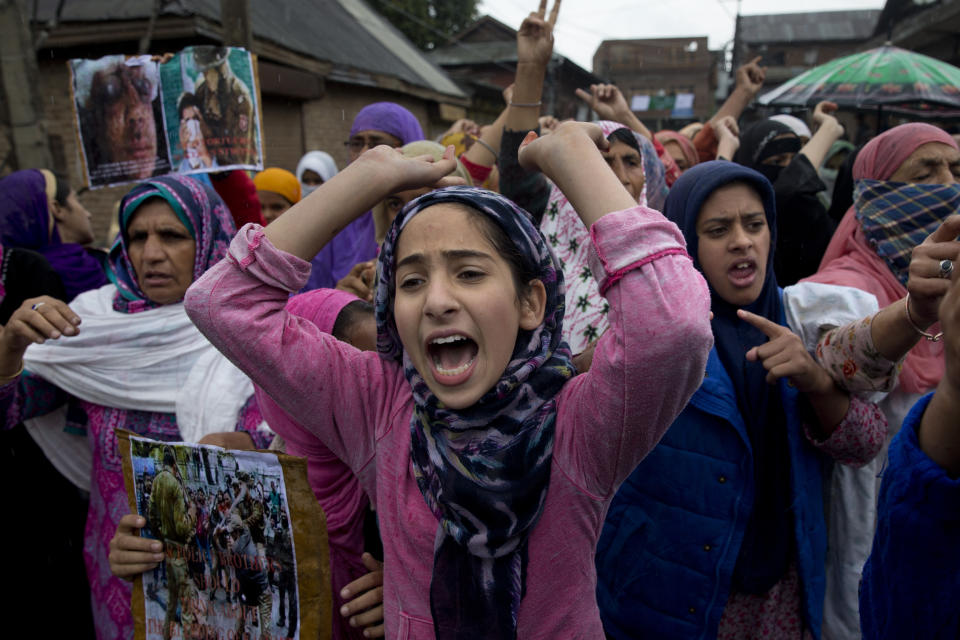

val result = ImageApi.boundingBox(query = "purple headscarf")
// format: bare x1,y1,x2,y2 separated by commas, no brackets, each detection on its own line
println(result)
349,102,424,145
301,102,426,292
0,169,107,300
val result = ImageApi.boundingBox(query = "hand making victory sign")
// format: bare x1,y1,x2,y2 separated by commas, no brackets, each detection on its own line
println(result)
516,0,561,68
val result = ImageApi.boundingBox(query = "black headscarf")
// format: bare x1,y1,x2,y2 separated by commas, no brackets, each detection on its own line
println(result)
733,120,802,185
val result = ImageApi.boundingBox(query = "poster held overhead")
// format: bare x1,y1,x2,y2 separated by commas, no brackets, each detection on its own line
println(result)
69,46,264,189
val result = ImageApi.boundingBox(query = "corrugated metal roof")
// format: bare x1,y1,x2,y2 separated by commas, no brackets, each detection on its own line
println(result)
739,9,881,43
428,41,519,66
34,0,464,98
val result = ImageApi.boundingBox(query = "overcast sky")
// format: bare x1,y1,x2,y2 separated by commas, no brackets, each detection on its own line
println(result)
477,0,887,71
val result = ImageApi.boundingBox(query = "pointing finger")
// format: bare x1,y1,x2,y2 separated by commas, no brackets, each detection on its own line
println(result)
574,88,593,105
737,308,788,339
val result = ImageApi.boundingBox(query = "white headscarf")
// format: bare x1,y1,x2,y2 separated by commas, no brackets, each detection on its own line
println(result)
769,114,812,140
22,284,257,488
296,151,338,197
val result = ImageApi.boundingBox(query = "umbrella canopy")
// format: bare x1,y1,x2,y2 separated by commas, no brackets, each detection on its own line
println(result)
759,45,960,116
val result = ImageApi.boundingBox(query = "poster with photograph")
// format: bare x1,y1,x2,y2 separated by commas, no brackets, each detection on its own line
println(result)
118,431,330,640
68,46,263,189
158,46,264,175
69,54,172,188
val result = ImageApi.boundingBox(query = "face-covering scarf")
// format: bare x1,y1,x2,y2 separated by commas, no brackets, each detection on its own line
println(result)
109,174,236,313
664,160,794,594
296,150,339,199
855,179,960,287
374,186,574,640
0,169,108,300
807,122,958,394
733,120,802,185
540,121,667,353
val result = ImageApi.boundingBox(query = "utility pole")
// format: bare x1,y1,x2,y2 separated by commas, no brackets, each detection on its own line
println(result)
220,0,253,49
0,0,53,170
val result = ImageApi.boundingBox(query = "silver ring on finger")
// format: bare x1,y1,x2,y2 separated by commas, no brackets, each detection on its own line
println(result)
30,301,46,311
939,259,954,279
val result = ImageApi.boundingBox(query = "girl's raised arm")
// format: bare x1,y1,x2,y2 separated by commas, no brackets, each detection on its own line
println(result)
518,122,637,227
263,146,458,261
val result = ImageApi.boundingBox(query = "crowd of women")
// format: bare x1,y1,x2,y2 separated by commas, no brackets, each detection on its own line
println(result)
2,1,958,638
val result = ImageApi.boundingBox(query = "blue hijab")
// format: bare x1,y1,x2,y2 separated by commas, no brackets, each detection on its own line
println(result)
374,185,574,639
664,161,793,594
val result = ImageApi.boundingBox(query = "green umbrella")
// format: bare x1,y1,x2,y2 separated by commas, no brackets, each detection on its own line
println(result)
758,44,960,116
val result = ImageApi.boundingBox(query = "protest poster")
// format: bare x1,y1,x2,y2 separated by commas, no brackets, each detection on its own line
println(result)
69,54,172,188
118,431,330,640
69,46,264,189
158,46,264,175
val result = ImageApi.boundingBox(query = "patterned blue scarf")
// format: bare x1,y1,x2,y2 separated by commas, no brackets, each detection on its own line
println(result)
374,186,574,639
108,174,236,314
854,179,960,287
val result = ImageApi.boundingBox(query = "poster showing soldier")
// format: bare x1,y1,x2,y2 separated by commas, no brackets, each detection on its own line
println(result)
158,46,264,175
119,432,330,640
68,46,263,189
69,54,172,188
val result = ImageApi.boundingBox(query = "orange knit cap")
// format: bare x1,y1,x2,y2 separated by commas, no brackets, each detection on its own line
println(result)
253,167,301,204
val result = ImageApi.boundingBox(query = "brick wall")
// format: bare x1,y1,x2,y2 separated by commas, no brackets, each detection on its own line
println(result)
260,96,304,173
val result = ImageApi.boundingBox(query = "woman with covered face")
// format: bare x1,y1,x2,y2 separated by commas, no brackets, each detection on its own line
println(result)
596,161,886,640
801,122,960,639
0,175,272,640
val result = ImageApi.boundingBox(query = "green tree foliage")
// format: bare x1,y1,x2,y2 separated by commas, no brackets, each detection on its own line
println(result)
369,0,480,50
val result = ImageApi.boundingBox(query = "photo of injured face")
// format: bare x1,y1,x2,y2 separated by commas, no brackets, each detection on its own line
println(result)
71,54,171,188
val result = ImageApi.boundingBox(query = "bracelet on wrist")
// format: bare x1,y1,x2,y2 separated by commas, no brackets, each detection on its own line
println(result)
508,101,542,108
470,136,498,162
904,293,942,342
0,359,24,382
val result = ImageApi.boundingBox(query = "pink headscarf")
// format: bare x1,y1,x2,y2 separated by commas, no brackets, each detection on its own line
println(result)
805,123,958,394
655,130,699,170
254,287,370,640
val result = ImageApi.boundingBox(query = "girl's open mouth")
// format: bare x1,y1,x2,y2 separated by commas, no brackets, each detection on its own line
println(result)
727,260,757,288
427,334,479,385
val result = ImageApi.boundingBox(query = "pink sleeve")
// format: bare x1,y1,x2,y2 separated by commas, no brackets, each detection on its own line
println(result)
185,224,406,476
804,395,887,467
554,207,714,498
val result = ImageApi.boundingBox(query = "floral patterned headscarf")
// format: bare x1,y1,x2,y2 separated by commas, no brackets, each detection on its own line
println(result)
374,185,574,639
